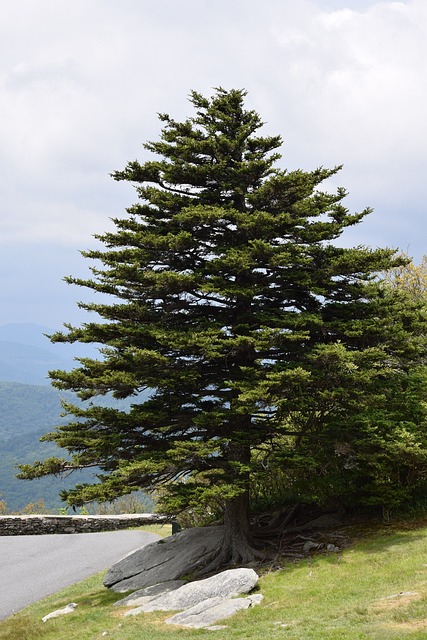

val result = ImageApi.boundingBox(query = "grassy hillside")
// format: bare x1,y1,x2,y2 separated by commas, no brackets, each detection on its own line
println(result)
1,520,427,639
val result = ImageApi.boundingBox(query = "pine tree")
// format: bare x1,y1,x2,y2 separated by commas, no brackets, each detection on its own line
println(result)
19,89,426,567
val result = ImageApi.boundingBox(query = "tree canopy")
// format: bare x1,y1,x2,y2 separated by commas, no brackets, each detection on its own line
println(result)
19,88,427,567
381,253,427,302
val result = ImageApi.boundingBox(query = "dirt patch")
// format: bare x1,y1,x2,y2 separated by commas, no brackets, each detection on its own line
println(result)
373,592,427,634
372,591,422,611
383,618,427,632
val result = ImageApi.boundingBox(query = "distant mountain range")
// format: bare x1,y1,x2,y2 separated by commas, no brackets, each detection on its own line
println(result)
0,322,98,386
0,324,134,512
0,322,62,352
0,379,94,511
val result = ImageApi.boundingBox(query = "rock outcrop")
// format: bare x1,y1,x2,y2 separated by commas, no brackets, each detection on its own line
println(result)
113,580,186,608
165,593,264,629
114,568,262,629
104,525,223,592
106,528,264,629
122,568,259,613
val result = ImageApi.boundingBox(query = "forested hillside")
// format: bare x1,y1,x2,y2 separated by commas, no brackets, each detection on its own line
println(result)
0,380,147,511
0,381,71,439
0,324,104,510
0,381,90,511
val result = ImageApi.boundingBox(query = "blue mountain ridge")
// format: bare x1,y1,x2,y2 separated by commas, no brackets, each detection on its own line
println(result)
0,324,146,511
0,323,98,385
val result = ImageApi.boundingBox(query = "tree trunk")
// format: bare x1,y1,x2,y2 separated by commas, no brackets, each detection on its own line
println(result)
222,490,258,564
200,441,264,573
200,489,263,574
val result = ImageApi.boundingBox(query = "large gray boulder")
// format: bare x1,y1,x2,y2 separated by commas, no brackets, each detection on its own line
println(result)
165,594,264,629
104,526,223,592
124,568,259,614
113,580,186,608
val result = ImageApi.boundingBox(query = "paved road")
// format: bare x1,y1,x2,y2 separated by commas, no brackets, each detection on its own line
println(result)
0,530,159,620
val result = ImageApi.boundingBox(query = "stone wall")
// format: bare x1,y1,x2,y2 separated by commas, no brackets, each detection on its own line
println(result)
0,513,172,535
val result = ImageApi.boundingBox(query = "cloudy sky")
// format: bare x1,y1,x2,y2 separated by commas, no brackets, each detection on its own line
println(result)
1,0,426,330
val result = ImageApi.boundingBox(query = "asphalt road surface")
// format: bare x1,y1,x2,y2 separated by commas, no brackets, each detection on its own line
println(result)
0,529,159,620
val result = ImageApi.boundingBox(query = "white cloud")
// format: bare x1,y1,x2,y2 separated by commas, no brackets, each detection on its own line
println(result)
0,0,425,324
319,8,355,27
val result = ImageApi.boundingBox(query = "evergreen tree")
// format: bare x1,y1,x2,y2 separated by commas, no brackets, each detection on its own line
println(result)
19,89,427,566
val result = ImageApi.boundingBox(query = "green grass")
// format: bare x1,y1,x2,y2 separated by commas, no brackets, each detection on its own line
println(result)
2,521,427,639
132,523,173,537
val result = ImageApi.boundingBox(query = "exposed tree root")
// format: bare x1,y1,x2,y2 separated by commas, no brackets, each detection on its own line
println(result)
252,504,300,539
196,504,349,576
198,536,266,576
252,504,344,539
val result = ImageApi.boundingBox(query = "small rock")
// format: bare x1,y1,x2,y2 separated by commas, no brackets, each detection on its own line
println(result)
303,541,319,553
42,603,78,622
382,591,419,600
248,594,264,605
